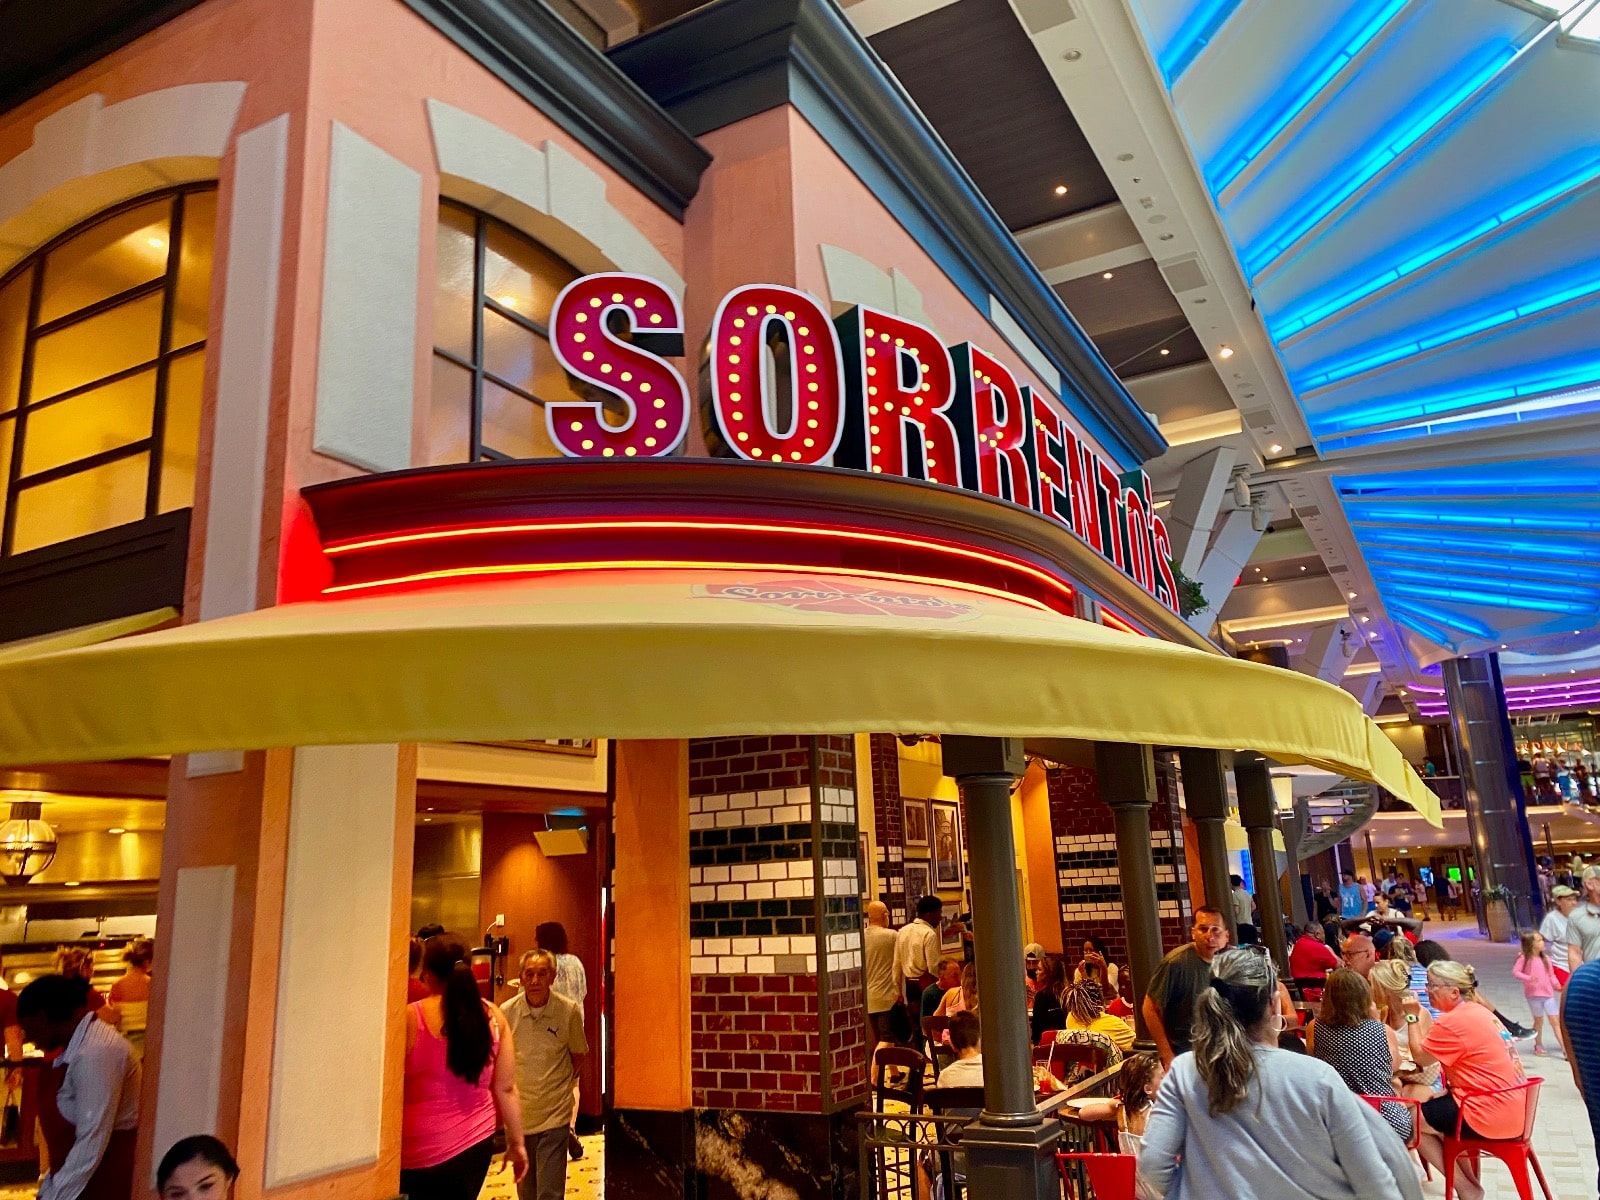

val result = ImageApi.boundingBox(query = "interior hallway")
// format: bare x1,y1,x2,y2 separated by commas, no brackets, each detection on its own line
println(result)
1425,919,1596,1199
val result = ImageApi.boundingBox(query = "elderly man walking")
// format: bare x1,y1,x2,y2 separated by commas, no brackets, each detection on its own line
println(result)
501,950,588,1200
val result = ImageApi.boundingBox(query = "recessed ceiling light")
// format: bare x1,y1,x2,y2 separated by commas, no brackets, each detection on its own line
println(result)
1218,345,1235,359
1360,616,1371,623
108,828,126,835
1348,592,1358,600
1268,443,1283,454
64,881,81,888
1159,348,1170,356
1102,271,1115,280
1054,185,1068,196
145,236,166,250
1299,565,1307,572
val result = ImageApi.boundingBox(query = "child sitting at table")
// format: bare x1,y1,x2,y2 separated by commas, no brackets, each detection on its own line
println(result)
1077,1052,1164,1150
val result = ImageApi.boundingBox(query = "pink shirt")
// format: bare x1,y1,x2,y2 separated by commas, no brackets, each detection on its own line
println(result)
401,1000,500,1169
1512,953,1558,999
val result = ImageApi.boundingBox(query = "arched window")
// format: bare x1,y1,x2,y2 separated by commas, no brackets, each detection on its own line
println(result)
0,185,217,557
429,202,586,464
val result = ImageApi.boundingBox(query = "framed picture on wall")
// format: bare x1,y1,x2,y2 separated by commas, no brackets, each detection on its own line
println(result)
940,904,964,952
903,798,930,848
904,862,932,914
929,799,963,890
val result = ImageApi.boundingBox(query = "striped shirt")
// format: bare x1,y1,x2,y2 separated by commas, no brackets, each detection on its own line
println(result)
39,1014,140,1200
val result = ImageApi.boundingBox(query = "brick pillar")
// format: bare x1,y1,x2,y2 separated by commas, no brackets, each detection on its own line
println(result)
1047,757,1194,994
1152,754,1195,949
671,735,866,1199
866,733,908,922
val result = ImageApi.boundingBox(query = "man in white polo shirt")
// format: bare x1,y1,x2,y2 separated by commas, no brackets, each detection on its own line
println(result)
501,949,588,1200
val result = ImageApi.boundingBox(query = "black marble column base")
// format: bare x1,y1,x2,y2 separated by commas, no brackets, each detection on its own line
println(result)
607,1106,862,1200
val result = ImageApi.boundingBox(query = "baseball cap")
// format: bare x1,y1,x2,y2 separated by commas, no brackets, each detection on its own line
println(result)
1584,865,1600,883
1552,884,1578,898
1024,942,1045,960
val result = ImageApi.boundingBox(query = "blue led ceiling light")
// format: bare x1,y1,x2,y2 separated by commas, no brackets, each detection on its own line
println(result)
1159,0,1247,84
1237,38,1524,281
1294,268,1600,392
1205,0,1410,195
1312,356,1600,437
1382,597,1497,642
1269,153,1600,340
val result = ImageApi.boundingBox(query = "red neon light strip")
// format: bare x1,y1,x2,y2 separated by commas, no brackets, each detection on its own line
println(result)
322,556,1060,613
323,517,1076,609
1100,609,1144,636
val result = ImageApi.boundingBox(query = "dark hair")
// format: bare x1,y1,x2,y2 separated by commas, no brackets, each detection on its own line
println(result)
1082,934,1110,957
1237,924,1261,947
416,923,445,940
1414,939,1451,968
534,922,569,956
408,937,423,974
917,894,943,918
947,1010,982,1053
1230,875,1243,888
1317,968,1372,1028
17,973,91,1022
1065,978,1105,1025
421,935,491,1084
1298,923,1323,939
1194,905,1225,924
123,939,154,969
157,1135,239,1192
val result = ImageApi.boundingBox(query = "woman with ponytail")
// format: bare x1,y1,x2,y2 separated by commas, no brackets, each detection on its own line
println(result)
401,934,528,1200
1137,948,1421,1199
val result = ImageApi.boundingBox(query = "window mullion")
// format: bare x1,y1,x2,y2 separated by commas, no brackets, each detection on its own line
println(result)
2,263,45,556
471,212,487,462
145,193,187,518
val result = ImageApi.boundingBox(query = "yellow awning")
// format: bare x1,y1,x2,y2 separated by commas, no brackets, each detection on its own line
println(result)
0,569,1440,824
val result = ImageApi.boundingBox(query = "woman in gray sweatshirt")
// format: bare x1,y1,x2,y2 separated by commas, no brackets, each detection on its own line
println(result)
1137,948,1423,1200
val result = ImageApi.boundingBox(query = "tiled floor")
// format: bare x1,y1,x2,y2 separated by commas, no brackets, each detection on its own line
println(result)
480,1131,603,1200
1425,918,1597,1199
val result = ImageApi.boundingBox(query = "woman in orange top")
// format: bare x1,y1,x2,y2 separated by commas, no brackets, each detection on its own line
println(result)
1402,960,1525,1200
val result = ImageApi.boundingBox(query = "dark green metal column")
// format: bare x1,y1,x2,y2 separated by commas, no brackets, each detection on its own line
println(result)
1094,742,1164,1035
1178,747,1236,940
941,736,1060,1199
1235,752,1289,974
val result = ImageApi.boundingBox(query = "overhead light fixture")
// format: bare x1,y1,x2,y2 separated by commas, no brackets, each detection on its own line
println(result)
1102,271,1115,280
145,236,166,250
1360,616,1371,623
1348,592,1358,600
1054,185,1068,196
1218,345,1235,359
108,827,126,835
1268,443,1283,454
0,803,57,885
1159,348,1170,356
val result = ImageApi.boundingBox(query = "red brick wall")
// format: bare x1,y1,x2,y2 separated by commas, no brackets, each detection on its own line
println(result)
868,734,907,921
1046,758,1192,991
687,735,867,1113
691,973,822,1112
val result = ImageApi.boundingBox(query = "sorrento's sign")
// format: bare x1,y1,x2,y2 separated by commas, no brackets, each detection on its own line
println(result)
547,273,1177,613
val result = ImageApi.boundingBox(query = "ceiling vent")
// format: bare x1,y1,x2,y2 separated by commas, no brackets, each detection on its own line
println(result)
1015,0,1075,32
1297,505,1321,518
1159,254,1211,293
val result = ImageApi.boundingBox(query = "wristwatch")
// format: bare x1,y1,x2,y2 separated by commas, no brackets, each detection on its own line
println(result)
1405,1013,1420,1024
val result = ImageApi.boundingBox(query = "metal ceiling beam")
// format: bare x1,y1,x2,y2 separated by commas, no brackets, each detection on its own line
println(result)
1189,508,1265,635
1165,446,1237,577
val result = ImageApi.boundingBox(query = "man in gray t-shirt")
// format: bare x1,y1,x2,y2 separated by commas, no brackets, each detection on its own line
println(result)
502,949,588,1200
1566,869,1600,970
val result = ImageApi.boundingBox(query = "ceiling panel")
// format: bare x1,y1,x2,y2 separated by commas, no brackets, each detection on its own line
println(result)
1128,0,1600,655
871,0,1118,228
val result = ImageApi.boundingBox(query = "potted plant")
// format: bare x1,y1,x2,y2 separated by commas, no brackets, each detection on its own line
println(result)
1480,884,1516,942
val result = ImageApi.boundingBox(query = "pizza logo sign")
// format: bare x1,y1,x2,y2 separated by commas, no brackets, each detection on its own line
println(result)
700,581,975,619
548,273,1178,613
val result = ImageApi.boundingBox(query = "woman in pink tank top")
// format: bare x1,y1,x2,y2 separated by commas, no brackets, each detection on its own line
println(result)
401,935,528,1200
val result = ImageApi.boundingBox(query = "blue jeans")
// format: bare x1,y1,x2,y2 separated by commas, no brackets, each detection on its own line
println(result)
518,1128,569,1200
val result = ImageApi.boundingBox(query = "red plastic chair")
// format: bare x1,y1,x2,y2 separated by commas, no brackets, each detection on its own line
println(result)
1440,1079,1553,1200
1055,1152,1135,1200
